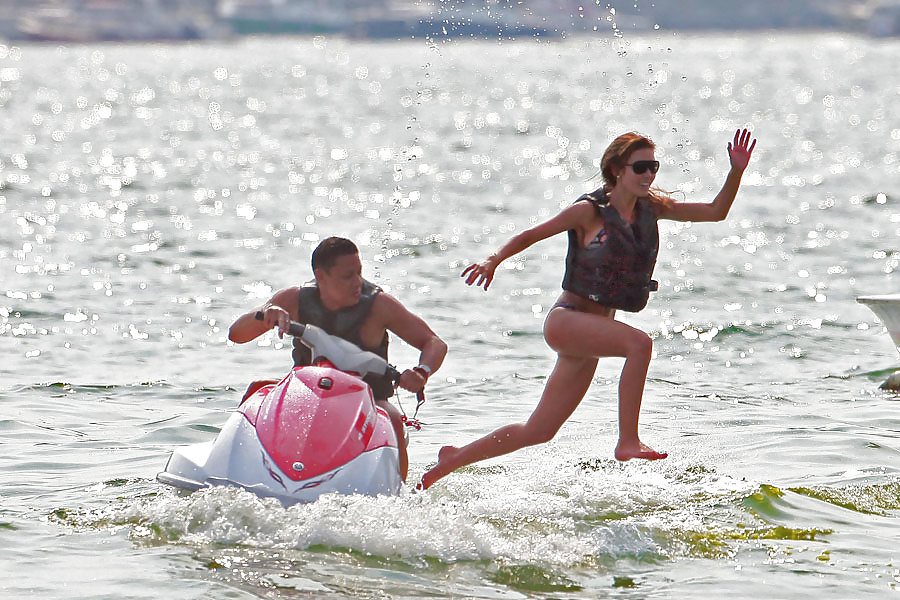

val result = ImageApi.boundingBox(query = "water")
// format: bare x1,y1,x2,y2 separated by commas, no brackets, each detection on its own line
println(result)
2,31,900,598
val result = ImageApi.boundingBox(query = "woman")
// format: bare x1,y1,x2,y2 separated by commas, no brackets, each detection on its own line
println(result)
420,129,757,489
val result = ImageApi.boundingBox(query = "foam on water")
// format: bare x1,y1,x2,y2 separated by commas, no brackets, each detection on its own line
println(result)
45,449,899,597
65,450,758,566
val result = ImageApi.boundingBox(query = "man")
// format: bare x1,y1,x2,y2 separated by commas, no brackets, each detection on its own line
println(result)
228,236,447,482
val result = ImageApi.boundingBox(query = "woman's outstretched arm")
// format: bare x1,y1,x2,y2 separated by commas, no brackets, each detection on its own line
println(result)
462,201,595,290
658,128,757,223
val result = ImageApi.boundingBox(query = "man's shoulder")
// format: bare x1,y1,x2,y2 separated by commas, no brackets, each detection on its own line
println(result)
274,285,303,298
370,290,408,320
271,286,303,314
371,289,398,309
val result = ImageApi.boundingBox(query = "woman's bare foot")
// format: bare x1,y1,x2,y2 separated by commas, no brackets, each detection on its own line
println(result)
614,439,668,461
419,445,460,490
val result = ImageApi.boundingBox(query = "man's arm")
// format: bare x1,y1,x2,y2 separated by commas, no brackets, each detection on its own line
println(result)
228,287,301,343
374,293,447,393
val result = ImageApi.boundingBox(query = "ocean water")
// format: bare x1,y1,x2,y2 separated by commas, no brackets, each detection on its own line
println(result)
2,30,900,599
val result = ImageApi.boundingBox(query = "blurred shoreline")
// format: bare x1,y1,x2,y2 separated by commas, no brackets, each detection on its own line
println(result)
0,0,898,44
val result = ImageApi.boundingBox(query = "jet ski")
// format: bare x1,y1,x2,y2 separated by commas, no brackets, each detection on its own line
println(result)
157,317,404,505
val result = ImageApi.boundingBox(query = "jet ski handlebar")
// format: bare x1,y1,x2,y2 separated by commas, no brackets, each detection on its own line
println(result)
255,310,306,338
254,311,401,382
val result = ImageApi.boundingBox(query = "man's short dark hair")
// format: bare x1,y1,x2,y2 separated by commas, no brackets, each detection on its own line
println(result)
311,237,358,272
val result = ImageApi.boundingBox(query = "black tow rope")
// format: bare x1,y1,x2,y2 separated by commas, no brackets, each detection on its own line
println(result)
400,390,426,431
390,364,425,430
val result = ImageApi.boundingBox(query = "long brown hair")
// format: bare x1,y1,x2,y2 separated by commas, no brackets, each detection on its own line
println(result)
600,132,673,210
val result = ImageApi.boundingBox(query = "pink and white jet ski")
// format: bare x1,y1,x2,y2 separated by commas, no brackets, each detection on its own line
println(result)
157,319,403,505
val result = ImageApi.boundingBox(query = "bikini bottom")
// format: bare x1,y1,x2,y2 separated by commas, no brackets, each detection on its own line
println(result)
551,302,578,311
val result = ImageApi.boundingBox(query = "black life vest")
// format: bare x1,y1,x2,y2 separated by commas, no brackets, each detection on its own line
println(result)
561,188,660,312
292,279,394,400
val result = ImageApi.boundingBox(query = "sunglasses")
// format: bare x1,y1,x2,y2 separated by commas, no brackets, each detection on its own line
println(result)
625,160,660,175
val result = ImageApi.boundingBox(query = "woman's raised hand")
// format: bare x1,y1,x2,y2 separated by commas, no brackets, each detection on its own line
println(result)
728,128,757,173
461,259,497,290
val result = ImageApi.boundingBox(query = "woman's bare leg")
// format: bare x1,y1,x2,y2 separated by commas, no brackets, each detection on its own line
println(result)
421,308,665,489
611,337,666,461
543,309,665,461
420,354,597,489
